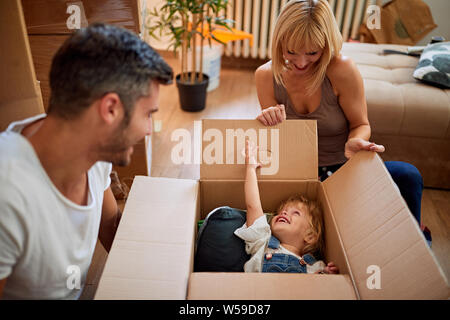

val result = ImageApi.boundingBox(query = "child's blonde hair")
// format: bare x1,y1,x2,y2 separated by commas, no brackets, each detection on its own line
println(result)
271,0,343,96
276,194,325,257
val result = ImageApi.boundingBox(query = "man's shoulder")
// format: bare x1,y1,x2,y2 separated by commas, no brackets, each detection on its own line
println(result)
0,132,44,206
5,113,46,134
0,132,34,170
0,132,28,171
0,168,28,216
0,130,22,148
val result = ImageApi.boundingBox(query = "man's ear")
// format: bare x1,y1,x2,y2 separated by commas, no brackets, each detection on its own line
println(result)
98,92,123,125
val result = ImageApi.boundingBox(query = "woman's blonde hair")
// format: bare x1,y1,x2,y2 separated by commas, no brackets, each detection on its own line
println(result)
272,0,343,96
276,194,325,257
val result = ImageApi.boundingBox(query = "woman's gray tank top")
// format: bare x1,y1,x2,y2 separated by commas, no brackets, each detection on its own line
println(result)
273,76,349,167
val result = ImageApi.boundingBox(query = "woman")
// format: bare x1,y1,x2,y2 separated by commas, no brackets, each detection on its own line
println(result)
255,0,424,225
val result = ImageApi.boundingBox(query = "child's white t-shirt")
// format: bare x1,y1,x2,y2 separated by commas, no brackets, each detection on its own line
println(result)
0,114,112,299
234,215,326,273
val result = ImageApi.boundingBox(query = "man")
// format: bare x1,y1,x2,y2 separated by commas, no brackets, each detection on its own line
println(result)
0,23,173,299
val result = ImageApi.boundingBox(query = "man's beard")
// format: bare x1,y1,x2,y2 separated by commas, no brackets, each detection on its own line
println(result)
109,148,133,167
98,127,136,167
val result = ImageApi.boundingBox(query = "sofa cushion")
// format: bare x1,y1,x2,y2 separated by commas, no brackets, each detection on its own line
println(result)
341,43,450,140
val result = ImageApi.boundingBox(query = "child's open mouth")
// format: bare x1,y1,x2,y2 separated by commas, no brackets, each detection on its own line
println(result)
276,216,290,224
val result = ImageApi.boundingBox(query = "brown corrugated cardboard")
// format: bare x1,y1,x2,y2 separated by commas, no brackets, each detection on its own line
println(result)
22,0,141,110
201,120,318,180
95,176,199,299
21,0,140,34
95,119,449,300
188,273,357,300
26,35,69,110
323,152,449,299
0,0,44,131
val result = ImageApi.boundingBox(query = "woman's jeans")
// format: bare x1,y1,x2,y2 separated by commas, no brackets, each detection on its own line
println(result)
319,161,423,224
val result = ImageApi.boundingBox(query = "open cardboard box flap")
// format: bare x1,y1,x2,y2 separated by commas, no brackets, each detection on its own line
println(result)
96,120,448,300
95,177,199,299
323,151,449,299
201,119,318,180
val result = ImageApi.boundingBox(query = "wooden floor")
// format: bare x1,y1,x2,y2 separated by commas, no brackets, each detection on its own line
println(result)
80,57,450,299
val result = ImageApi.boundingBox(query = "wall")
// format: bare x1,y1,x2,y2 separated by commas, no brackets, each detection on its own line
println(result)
418,0,450,45
145,0,449,49
379,0,450,45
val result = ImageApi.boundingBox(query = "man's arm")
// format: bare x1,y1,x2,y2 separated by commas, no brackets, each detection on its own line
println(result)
98,187,122,253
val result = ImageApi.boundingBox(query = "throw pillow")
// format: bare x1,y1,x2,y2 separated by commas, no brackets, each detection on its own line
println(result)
413,41,450,88
194,206,249,272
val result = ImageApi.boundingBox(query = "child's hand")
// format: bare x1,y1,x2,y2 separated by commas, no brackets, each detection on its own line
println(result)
324,262,339,274
245,139,260,170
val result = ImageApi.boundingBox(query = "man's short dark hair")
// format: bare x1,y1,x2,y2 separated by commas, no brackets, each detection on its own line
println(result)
48,23,173,121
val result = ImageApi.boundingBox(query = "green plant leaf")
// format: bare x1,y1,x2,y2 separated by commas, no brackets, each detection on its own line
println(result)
147,0,233,82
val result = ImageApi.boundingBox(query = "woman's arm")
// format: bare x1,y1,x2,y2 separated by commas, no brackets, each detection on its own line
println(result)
328,56,385,158
255,62,278,109
244,140,264,227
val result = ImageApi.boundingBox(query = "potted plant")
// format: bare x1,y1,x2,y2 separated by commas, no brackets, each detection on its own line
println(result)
148,0,232,112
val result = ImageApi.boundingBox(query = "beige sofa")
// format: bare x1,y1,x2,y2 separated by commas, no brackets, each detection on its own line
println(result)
341,43,450,189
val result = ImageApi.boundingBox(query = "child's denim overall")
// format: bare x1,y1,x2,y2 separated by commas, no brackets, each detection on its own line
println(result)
262,236,317,273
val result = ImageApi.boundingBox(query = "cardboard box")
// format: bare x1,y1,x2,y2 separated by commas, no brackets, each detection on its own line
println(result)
21,0,142,110
95,120,449,300
21,0,141,35
0,0,44,131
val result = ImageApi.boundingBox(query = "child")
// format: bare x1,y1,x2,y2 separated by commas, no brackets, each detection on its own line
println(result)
234,140,338,274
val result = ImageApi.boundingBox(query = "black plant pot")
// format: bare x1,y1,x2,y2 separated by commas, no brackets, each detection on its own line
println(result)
176,72,209,112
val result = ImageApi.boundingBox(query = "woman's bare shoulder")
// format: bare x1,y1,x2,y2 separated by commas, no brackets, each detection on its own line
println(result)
255,61,273,79
326,55,362,94
255,61,277,108
327,55,359,81
255,61,275,90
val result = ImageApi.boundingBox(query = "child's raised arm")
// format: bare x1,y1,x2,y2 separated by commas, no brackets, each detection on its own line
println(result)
244,140,264,227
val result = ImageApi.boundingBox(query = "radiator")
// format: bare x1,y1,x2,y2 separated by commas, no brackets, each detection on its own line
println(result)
223,0,379,59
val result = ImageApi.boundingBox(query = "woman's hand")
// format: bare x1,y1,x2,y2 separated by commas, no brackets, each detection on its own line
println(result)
344,137,385,159
256,104,286,126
